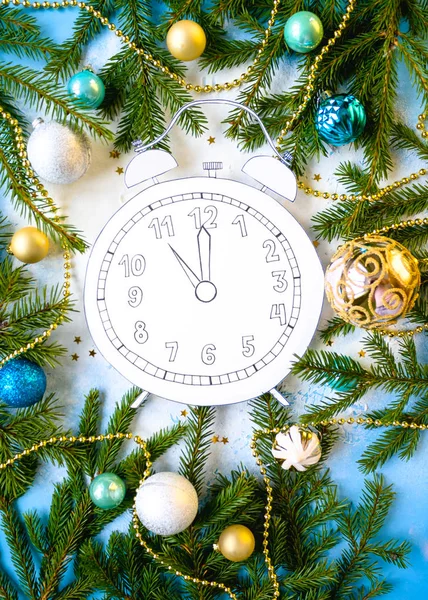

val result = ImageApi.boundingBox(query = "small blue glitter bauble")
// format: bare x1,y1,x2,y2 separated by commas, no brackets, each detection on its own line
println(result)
68,70,105,109
0,358,46,408
316,94,366,146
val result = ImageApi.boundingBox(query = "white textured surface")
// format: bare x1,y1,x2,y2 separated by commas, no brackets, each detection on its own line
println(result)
1,13,427,595
135,472,199,536
27,119,91,184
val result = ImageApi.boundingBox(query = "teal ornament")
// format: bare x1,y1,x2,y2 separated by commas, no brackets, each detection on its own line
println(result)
68,70,105,109
0,358,46,408
316,94,367,146
89,472,126,510
283,11,323,53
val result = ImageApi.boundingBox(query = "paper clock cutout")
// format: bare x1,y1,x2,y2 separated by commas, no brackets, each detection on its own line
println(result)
84,169,324,406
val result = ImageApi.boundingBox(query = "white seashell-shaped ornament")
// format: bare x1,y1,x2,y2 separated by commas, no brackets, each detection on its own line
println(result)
272,426,321,472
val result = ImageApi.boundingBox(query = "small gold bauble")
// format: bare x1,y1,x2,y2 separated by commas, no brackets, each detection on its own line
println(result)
166,20,206,62
325,235,420,328
217,524,255,562
10,227,49,263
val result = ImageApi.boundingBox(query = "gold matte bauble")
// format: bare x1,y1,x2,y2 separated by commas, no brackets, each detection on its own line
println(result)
166,20,206,61
10,227,49,264
325,235,420,328
217,524,255,562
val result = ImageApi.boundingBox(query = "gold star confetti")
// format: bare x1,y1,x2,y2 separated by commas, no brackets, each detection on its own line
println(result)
313,240,320,248
180,410,188,417
110,150,121,158
221,437,229,445
207,136,215,145
31,191,37,198
325,340,334,346
313,174,322,181
74,336,82,344
212,435,220,443
71,353,79,361
358,350,366,358
89,349,97,357
116,167,124,175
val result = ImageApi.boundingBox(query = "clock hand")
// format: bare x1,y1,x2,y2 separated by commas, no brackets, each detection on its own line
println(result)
169,245,201,289
197,226,211,282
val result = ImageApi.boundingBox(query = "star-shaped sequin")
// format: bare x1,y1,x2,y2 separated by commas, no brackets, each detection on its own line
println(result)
180,410,188,417
110,150,121,158
325,340,334,346
212,435,220,443
313,174,322,181
116,167,124,175
207,136,215,145
313,240,320,248
89,349,97,357
358,350,366,358
221,437,229,444
74,336,82,344
71,353,79,361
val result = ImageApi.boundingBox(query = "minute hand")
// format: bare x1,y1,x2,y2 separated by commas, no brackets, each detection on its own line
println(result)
198,226,211,282
169,245,201,289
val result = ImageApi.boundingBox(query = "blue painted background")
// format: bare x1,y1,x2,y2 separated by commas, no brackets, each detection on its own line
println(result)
1,6,427,598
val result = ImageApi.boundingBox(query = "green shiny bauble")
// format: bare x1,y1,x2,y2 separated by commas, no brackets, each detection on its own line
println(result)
316,93,367,146
68,70,105,109
283,11,323,53
89,473,126,510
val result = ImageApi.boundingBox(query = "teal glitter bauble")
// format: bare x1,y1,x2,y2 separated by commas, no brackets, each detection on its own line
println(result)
89,473,126,510
67,70,105,109
316,94,367,146
283,11,323,53
0,358,46,408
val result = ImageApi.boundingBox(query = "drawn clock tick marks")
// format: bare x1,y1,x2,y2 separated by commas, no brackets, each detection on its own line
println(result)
85,173,324,406
94,192,301,389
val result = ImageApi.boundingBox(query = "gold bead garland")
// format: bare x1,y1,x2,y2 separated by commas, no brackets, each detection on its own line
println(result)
0,417,426,599
0,109,72,368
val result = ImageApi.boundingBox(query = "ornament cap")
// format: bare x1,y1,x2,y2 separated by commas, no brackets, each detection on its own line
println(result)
32,117,44,129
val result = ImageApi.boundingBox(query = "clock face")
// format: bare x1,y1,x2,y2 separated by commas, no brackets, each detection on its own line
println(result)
85,176,324,405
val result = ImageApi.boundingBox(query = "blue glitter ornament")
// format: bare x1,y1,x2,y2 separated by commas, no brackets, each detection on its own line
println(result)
68,70,105,109
0,358,47,408
316,93,366,146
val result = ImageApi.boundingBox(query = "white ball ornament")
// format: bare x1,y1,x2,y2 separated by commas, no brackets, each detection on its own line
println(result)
27,117,91,184
135,472,198,536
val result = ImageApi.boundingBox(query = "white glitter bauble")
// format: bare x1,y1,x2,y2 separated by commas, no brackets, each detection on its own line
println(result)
27,118,91,184
135,472,198,536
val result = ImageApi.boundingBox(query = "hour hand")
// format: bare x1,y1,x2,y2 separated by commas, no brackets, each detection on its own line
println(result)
169,245,200,289
198,226,211,282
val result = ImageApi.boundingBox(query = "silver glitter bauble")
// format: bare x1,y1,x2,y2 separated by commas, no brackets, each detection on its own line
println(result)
27,118,91,184
135,472,198,536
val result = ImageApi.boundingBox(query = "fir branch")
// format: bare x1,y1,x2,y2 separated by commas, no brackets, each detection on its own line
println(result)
179,406,215,494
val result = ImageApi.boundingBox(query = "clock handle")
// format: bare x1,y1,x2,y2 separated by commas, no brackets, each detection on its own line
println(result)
132,99,292,167
269,388,290,407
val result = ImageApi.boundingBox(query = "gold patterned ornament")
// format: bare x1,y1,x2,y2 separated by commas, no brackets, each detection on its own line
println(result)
215,524,256,562
166,20,206,62
9,226,49,263
272,425,321,471
325,235,421,330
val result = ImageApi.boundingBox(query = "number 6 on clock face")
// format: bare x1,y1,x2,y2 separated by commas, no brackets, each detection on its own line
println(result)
84,175,324,406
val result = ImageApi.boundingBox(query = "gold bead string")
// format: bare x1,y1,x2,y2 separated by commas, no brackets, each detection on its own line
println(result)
1,418,425,598
0,418,426,598
0,109,72,368
416,113,427,139
274,0,356,150
297,167,427,202
5,0,281,94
